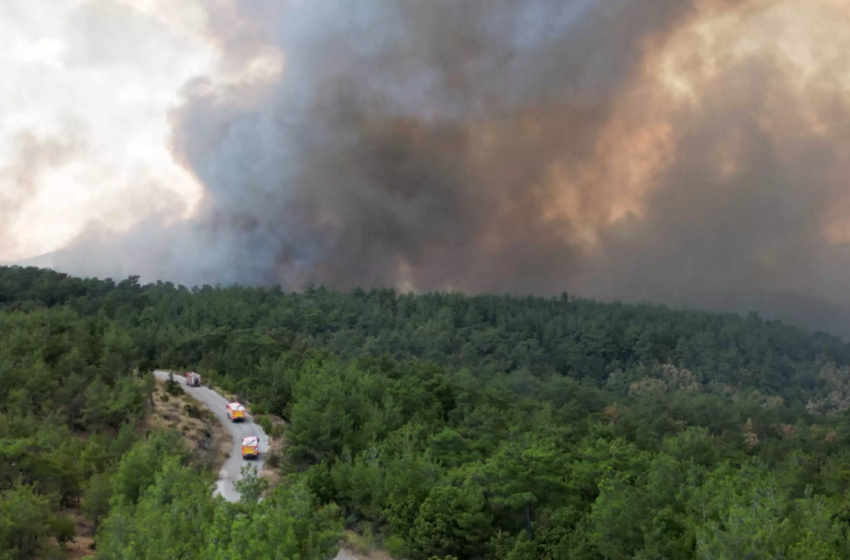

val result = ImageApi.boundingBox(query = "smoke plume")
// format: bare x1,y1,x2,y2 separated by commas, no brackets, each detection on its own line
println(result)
47,0,850,334
1,131,79,256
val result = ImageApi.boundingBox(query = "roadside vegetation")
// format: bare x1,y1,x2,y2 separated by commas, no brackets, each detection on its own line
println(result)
3,265,850,558
145,376,231,475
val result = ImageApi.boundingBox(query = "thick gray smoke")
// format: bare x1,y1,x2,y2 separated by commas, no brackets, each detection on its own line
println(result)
46,0,850,336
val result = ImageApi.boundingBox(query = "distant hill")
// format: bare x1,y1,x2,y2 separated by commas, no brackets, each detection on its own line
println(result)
9,250,850,340
13,249,67,269
675,290,850,341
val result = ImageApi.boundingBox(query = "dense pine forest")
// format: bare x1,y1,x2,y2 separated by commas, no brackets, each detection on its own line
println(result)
3,265,850,559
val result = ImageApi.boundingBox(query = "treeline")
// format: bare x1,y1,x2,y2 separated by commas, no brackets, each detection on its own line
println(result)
3,265,850,558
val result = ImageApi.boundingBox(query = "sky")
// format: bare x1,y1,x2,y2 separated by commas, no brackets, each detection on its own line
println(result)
3,0,850,336
0,0,213,261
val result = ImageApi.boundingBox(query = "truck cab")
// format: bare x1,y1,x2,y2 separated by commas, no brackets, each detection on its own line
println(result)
241,436,259,459
185,372,201,387
226,402,246,422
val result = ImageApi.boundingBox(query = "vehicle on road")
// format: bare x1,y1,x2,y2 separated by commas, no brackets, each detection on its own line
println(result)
226,402,246,422
241,436,259,459
185,371,201,387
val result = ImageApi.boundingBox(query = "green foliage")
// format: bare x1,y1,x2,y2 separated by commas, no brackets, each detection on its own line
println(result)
0,299,155,557
82,471,113,530
0,482,56,558
410,482,494,559
164,373,183,397
269,422,285,439
235,464,268,504
95,457,340,560
6,265,850,559
254,414,273,434
183,403,202,419
110,430,190,505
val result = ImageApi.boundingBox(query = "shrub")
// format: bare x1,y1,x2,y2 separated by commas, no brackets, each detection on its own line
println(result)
184,403,202,419
51,515,76,545
255,415,273,434
267,451,281,468
164,374,183,397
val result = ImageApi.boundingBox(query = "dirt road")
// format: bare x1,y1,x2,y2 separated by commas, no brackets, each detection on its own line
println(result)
152,371,356,560
152,370,269,502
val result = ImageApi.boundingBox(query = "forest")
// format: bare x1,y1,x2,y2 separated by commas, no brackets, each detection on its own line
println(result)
3,264,850,559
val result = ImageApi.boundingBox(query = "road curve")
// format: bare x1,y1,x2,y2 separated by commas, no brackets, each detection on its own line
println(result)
152,370,269,502
153,370,356,560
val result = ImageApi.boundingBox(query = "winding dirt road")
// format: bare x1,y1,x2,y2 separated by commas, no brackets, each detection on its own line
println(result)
152,370,269,501
153,371,357,560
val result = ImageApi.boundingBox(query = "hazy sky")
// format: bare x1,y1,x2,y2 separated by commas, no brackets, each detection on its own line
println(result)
0,0,214,261
4,0,850,337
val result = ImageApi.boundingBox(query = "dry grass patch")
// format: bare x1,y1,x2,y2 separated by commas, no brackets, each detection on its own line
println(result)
152,373,284,497
145,378,231,472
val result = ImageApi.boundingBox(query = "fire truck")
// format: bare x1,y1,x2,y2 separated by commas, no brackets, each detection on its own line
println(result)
226,402,246,422
185,372,201,387
241,436,259,459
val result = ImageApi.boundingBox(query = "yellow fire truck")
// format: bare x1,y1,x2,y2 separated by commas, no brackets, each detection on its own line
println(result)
241,436,259,459
226,402,246,422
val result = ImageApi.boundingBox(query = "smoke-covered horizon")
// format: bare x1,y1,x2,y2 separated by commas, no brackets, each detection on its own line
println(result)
22,0,850,335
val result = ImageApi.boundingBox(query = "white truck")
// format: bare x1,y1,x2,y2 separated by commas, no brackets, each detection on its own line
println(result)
185,372,201,387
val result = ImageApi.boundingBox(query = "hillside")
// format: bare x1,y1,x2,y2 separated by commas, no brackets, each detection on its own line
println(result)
2,265,850,558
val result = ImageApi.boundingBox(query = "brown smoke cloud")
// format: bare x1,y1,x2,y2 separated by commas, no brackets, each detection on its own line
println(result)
50,0,850,335
585,0,850,325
